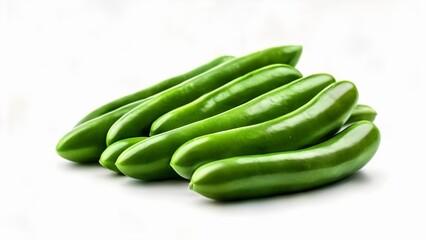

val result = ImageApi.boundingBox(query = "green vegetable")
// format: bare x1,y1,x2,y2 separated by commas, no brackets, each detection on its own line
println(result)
107,45,303,145
56,99,148,163
57,56,234,163
76,55,235,125
116,73,334,180
346,104,377,125
99,137,147,173
150,64,302,135
190,120,380,201
171,81,358,179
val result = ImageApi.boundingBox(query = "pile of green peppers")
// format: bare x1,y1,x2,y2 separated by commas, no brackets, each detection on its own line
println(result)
56,45,380,201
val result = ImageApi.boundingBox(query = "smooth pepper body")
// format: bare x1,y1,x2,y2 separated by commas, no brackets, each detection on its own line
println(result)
57,56,234,163
190,120,380,201
99,137,147,173
116,73,335,180
107,45,303,145
150,64,302,135
346,104,377,124
56,99,148,163
171,81,358,179
76,55,235,125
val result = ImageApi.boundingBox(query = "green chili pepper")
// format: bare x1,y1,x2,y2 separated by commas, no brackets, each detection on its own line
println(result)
57,56,234,163
107,45,303,145
116,73,334,180
150,64,302,135
56,99,149,163
190,120,380,201
171,81,358,179
101,102,375,174
346,104,377,125
76,56,235,125
99,137,147,173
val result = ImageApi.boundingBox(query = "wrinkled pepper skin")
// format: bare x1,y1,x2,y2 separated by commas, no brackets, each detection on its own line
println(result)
56,99,148,163
171,81,358,179
190,120,380,201
99,137,147,173
107,45,303,145
76,55,235,125
150,64,302,135
116,73,334,180
346,104,377,124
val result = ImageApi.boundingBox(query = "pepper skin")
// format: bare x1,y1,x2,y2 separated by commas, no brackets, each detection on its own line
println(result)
346,104,377,125
76,55,235,125
99,137,147,173
56,99,148,163
190,120,380,201
107,45,303,145
150,64,302,135
171,81,358,179
116,73,334,180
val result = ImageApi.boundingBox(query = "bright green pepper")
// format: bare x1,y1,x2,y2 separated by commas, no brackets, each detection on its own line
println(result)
171,81,358,179
99,137,147,173
346,104,377,124
56,99,148,163
104,102,374,174
190,120,380,201
107,45,303,145
116,73,334,180
76,55,235,125
57,56,233,163
150,64,302,135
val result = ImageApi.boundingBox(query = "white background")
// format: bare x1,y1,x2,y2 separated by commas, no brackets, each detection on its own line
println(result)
1,0,425,239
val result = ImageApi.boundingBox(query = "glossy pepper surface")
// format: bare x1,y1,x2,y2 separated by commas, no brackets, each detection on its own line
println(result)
171,81,358,179
107,45,303,144
150,64,302,135
99,137,147,173
346,104,377,124
57,56,234,163
190,120,380,201
116,73,334,180
76,55,235,125
56,99,148,163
